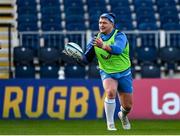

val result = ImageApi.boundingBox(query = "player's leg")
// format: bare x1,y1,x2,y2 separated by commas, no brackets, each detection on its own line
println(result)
118,93,132,129
117,74,133,129
103,78,118,131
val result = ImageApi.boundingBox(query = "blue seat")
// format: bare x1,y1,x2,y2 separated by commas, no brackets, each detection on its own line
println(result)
66,15,84,23
159,46,180,72
134,0,153,7
112,7,131,16
136,46,158,64
162,23,180,30
157,0,176,8
65,7,84,15
15,64,36,78
64,0,83,6
41,6,60,15
136,7,155,17
40,64,59,78
65,64,86,78
89,14,101,24
87,0,106,7
40,0,59,6
17,6,37,14
127,34,137,52
139,34,157,47
115,23,134,30
88,7,107,17
109,0,129,7
137,15,156,24
18,14,38,24
66,23,86,31
38,47,60,65
41,14,61,23
87,65,100,79
13,46,34,65
159,7,178,16
138,23,158,30
159,47,180,63
42,23,62,31
160,15,179,26
89,23,99,30
115,14,133,30
17,0,36,6
21,34,40,54
18,22,38,31
141,63,161,78
43,35,65,50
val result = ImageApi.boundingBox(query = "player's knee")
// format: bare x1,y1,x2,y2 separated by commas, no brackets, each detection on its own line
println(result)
106,89,116,98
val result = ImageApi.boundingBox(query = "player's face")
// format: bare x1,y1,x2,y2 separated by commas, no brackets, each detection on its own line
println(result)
99,18,114,34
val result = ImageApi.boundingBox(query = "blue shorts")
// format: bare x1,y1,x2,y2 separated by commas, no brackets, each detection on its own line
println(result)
100,69,133,93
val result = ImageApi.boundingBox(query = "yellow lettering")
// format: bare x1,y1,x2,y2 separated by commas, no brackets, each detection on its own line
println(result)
25,87,45,118
69,87,89,118
3,87,23,118
47,87,67,119
93,87,106,118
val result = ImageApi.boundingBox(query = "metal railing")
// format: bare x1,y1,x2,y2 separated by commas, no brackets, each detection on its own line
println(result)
18,30,180,51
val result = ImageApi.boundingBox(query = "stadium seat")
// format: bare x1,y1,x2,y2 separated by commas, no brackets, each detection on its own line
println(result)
64,0,83,6
141,63,161,78
40,0,59,6
160,46,180,72
109,0,129,7
65,7,84,15
156,0,176,8
89,23,99,30
136,46,158,65
159,7,178,17
138,34,157,47
112,7,131,16
66,23,86,31
13,46,35,65
87,0,106,7
64,64,86,78
43,35,65,50
162,23,180,30
21,34,40,54
38,47,60,65
40,64,59,78
137,15,156,24
17,0,36,6
134,0,153,8
18,22,38,31
159,46,180,67
87,65,100,79
88,7,107,17
17,6,37,14
42,23,62,31
18,14,38,24
160,15,179,27
138,23,158,30
14,64,36,78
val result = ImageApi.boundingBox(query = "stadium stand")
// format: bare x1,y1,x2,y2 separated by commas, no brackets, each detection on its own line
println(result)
64,64,86,78
0,0,17,79
87,64,100,79
0,0,179,79
141,63,161,78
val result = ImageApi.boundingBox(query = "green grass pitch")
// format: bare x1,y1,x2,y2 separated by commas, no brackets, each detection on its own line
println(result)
0,119,179,135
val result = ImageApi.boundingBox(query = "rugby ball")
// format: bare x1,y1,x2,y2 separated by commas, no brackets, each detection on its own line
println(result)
64,42,83,60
